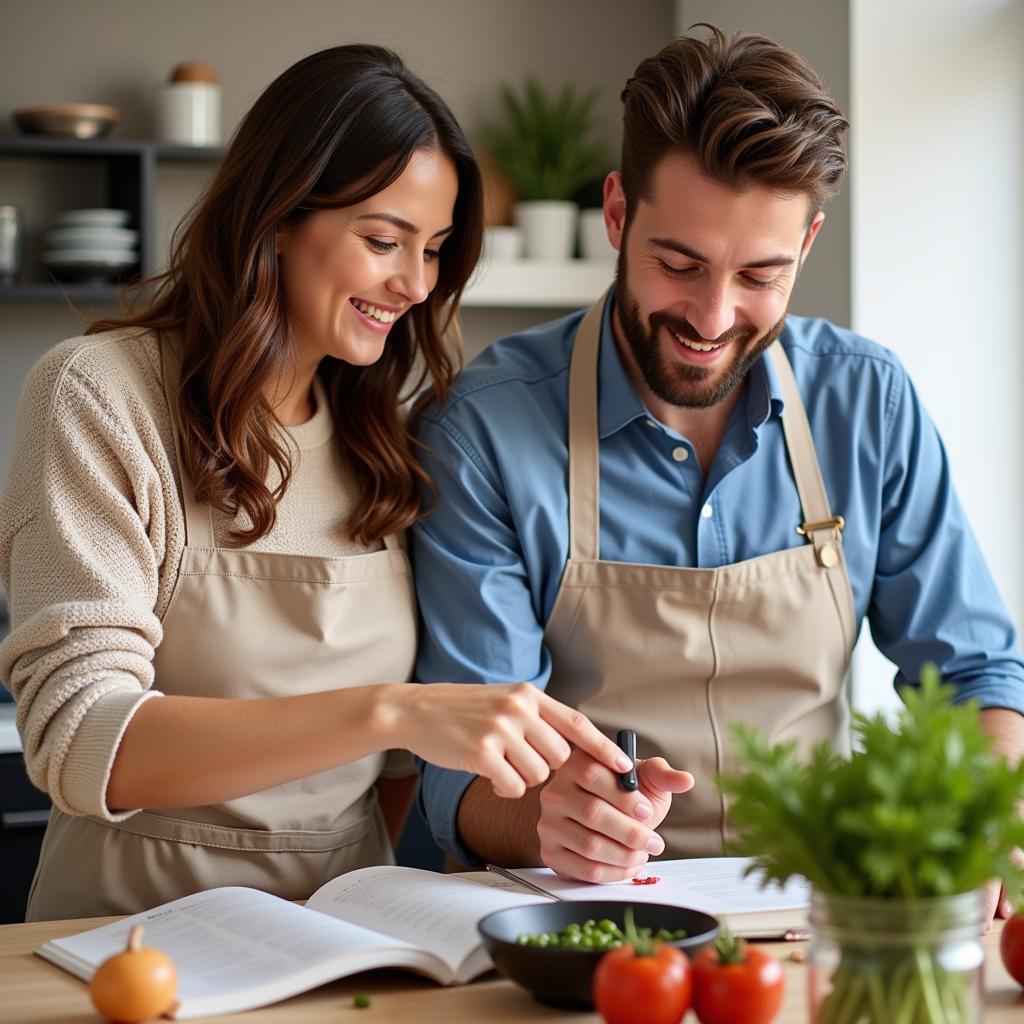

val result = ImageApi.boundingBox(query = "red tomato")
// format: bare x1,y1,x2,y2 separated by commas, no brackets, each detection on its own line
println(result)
692,939,785,1024
593,943,691,1024
1001,911,1024,987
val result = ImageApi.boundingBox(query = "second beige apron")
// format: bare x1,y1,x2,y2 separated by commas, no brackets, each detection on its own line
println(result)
27,343,416,920
544,296,857,857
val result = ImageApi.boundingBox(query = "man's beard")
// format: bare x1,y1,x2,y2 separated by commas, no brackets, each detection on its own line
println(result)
614,251,788,409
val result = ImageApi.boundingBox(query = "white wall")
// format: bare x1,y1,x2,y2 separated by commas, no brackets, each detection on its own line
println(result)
850,0,1024,714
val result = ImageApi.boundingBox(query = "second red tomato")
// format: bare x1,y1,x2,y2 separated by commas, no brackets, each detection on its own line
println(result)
691,941,784,1024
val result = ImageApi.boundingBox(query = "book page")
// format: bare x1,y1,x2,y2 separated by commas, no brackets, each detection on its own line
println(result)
37,886,427,1012
307,865,547,972
509,857,809,916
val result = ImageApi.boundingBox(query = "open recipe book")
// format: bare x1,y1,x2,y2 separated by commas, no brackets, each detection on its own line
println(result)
36,858,808,1019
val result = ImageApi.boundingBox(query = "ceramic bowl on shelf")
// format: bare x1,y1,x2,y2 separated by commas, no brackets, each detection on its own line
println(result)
45,226,138,251
42,248,137,283
477,900,719,1010
53,208,131,228
12,103,120,139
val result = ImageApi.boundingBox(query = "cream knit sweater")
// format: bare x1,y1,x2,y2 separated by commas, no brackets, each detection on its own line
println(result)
0,328,410,822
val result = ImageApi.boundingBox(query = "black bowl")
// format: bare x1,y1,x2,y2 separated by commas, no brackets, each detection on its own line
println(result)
477,900,719,1010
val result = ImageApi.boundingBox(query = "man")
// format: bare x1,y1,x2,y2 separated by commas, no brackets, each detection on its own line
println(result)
411,27,1024,920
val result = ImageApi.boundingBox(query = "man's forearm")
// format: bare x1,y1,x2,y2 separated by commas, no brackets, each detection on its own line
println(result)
456,776,544,866
979,707,1024,766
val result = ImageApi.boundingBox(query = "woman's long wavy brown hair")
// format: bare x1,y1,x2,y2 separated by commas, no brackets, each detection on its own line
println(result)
90,44,483,546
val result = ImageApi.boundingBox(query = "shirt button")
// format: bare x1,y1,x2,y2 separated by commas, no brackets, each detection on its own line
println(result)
701,503,713,519
646,419,658,429
671,446,689,462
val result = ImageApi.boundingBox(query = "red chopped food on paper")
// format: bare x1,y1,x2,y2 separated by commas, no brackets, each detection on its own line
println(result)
632,875,661,885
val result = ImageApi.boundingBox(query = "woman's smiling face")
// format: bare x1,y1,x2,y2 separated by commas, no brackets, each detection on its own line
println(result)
277,147,459,369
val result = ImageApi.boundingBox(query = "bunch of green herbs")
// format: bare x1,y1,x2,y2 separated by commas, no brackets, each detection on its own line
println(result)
720,666,1024,1024
479,77,608,201
720,666,1024,902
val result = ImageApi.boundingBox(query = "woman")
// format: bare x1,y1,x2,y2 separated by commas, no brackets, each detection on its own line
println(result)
0,45,626,921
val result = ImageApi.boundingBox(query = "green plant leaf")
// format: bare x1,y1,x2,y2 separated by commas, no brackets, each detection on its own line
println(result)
477,77,610,200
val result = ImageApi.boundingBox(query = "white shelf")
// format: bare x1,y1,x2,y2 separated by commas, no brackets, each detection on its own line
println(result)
462,257,615,308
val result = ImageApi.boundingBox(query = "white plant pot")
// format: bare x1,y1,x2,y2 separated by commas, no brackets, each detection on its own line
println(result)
513,200,578,261
483,225,524,260
578,207,616,262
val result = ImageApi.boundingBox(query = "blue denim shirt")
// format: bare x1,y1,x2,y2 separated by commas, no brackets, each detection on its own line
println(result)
411,299,1024,864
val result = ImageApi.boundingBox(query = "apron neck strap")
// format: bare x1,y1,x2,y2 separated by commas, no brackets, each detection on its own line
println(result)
567,293,843,564
767,342,845,558
567,292,608,562
160,339,216,548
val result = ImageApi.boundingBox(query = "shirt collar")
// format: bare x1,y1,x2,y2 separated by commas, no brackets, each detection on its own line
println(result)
595,294,788,439
746,335,786,429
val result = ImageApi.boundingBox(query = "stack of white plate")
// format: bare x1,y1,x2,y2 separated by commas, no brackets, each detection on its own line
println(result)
42,208,138,281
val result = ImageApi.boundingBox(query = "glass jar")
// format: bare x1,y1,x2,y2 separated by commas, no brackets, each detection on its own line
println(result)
807,889,985,1023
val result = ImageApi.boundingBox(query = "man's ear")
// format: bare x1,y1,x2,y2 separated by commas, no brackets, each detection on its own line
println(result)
800,209,826,265
604,171,627,252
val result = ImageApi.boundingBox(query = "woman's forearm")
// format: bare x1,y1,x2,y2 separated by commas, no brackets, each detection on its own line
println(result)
106,684,407,812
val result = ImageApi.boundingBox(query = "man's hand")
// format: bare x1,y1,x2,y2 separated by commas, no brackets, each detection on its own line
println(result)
982,847,1024,929
536,748,695,882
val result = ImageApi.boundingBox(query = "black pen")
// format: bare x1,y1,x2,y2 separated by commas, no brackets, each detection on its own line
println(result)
616,729,638,791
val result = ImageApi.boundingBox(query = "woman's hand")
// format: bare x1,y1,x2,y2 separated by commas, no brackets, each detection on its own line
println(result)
384,683,632,798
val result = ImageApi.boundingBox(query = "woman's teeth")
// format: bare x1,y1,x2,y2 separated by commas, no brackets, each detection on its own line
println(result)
672,331,723,352
353,299,397,324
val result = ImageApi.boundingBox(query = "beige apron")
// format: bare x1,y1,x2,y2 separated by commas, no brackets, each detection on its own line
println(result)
26,342,415,920
544,296,856,857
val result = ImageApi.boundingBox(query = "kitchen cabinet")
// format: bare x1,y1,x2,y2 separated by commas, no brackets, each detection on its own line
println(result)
0,135,221,303
0,706,48,923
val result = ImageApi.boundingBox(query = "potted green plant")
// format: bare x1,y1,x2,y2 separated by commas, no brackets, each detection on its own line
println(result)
479,77,609,261
719,667,1024,1023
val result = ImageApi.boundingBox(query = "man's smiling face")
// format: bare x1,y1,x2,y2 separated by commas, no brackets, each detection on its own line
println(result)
606,152,824,409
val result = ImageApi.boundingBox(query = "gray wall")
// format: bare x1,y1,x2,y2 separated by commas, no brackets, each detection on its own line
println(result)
676,1,852,328
0,0,675,481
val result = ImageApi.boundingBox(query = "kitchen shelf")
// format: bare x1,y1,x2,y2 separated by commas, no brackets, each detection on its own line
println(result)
1,138,614,311
0,281,125,304
0,135,222,294
0,134,223,161
462,257,615,307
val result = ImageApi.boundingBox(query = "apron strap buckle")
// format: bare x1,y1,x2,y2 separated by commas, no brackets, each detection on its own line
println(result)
796,515,845,541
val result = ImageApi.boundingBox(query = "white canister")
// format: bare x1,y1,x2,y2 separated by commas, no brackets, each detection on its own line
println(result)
483,225,524,260
155,82,222,146
578,208,617,262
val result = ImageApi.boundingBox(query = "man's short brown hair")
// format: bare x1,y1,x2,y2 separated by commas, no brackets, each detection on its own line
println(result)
621,25,848,217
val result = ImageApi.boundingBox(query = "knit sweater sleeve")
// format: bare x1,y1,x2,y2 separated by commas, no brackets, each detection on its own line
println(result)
0,341,168,820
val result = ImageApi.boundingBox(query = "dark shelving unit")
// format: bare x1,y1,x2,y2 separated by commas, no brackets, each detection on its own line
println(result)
0,136,221,303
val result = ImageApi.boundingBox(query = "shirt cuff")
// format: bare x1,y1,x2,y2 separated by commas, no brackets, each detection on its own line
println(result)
945,676,1024,717
416,758,485,868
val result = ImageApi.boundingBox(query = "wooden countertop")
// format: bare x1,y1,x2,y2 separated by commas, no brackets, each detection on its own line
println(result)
3,913,1023,1022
